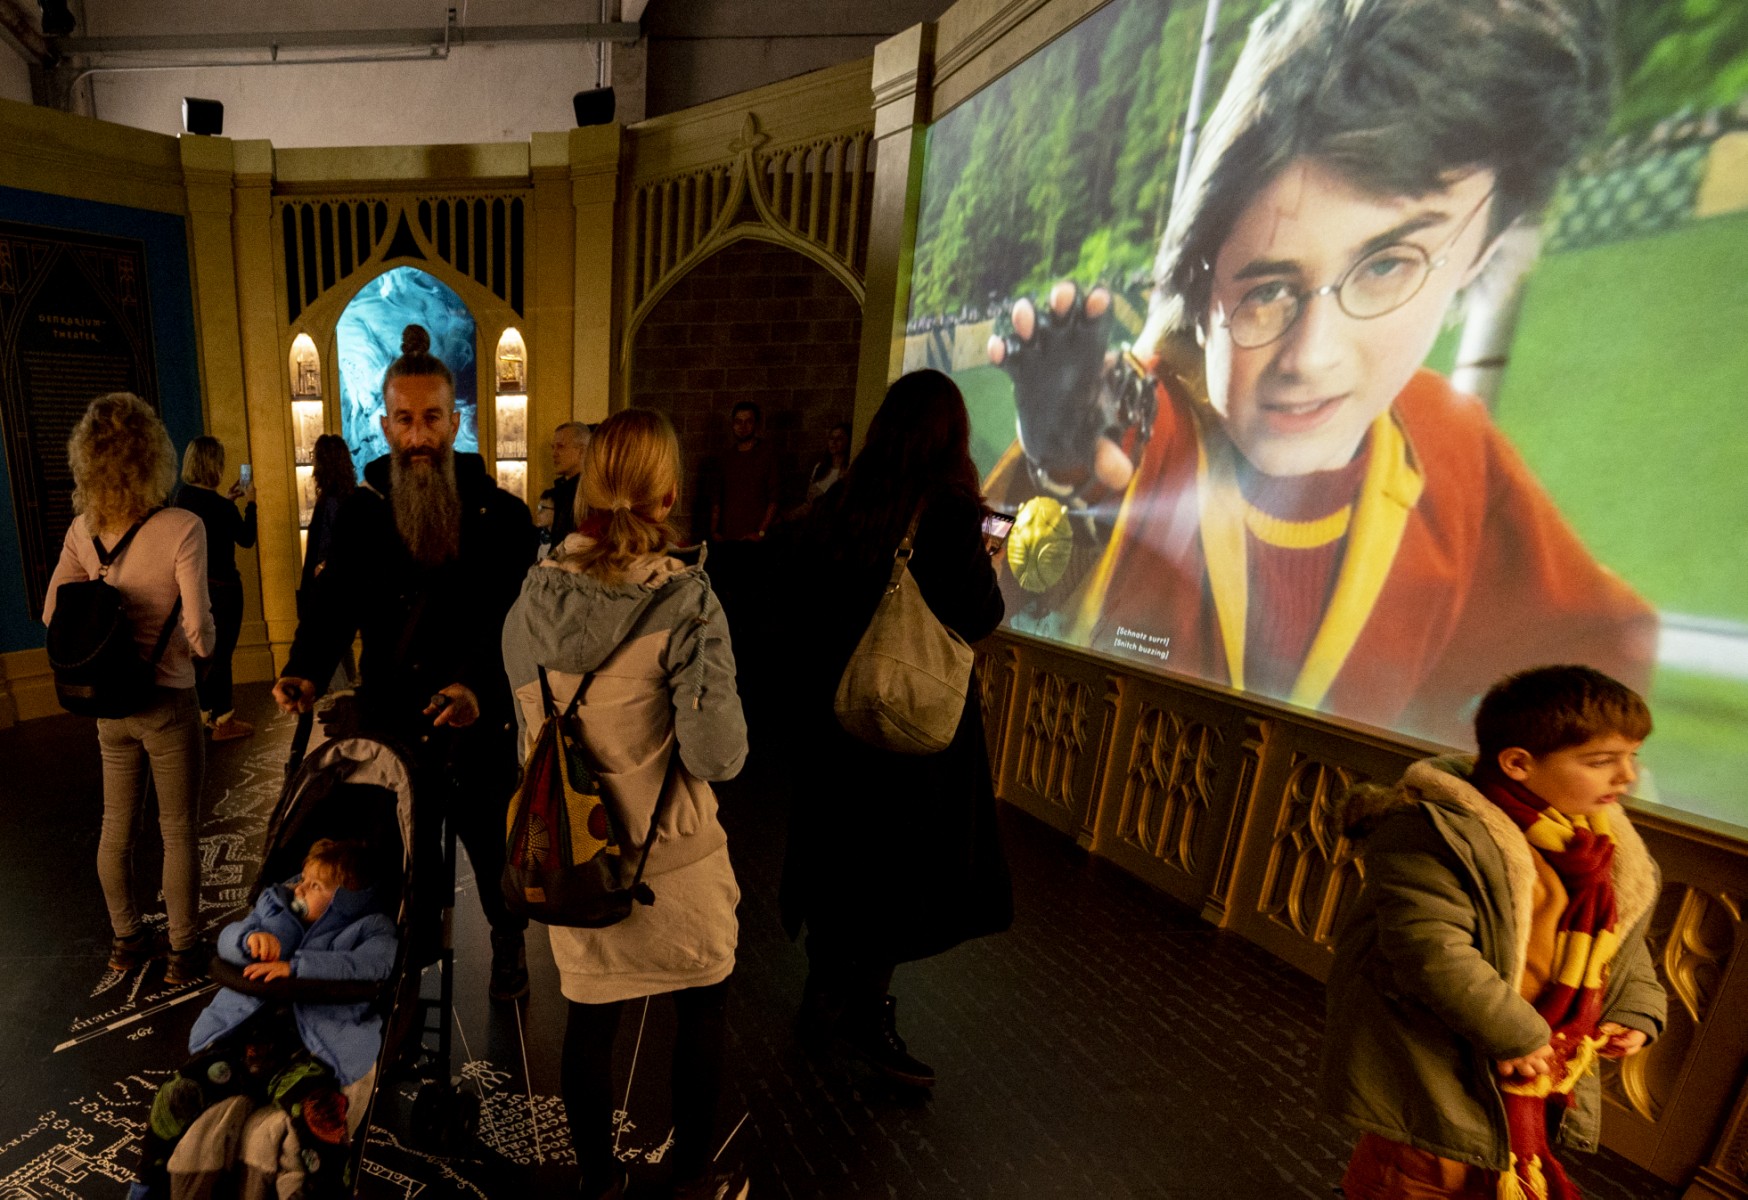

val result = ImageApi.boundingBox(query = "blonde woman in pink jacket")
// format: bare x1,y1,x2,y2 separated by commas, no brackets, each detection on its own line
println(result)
44,393,216,985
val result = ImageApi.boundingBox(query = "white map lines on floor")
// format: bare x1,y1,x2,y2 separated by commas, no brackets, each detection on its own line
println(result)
0,1072,171,1198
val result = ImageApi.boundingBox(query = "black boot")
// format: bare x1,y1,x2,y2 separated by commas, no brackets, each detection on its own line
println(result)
795,973,845,1052
838,994,935,1087
489,930,529,1001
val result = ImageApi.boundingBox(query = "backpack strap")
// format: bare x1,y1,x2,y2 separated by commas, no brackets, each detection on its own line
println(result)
624,745,683,899
536,664,592,721
147,596,184,666
94,507,183,668
93,508,161,578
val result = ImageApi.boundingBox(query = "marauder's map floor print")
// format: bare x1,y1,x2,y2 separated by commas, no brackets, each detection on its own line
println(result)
0,685,1677,1199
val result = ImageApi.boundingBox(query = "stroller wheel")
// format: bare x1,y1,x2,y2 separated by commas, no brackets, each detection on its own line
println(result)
412,1079,480,1151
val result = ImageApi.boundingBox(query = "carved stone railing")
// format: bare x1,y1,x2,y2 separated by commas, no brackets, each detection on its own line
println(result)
974,629,1748,1192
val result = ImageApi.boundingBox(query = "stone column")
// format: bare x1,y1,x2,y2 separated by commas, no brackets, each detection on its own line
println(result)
570,124,625,423
180,135,273,683
853,23,936,445
528,131,579,505
230,141,300,673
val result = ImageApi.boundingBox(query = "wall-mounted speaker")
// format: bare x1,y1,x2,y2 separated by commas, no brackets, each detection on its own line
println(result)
182,98,225,137
39,0,75,38
573,88,616,128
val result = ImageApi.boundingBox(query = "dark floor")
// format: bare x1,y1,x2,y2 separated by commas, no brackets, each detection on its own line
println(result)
0,683,1681,1199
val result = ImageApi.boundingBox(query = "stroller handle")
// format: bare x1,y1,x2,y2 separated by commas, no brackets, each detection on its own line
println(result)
209,953,382,1005
285,709,315,780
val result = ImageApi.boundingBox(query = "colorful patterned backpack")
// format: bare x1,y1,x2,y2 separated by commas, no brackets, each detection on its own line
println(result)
502,666,675,927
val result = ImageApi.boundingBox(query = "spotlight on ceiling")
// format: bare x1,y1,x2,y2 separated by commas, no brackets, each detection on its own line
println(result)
39,0,75,38
181,97,224,137
573,87,616,128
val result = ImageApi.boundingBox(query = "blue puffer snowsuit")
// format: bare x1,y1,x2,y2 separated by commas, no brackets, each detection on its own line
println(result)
189,879,398,1085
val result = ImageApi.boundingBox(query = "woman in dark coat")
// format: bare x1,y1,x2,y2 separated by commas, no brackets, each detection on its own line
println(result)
174,435,257,740
780,369,1012,1088
296,434,358,687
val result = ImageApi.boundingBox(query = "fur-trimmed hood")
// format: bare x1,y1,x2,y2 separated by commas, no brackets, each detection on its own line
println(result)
1344,754,1659,994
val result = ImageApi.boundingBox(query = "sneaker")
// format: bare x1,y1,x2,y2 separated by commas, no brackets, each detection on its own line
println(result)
210,716,255,742
837,995,935,1088
108,928,167,971
489,930,529,1001
164,944,209,987
671,1166,750,1200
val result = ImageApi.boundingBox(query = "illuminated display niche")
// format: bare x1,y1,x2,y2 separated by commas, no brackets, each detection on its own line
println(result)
288,332,323,562
494,327,527,501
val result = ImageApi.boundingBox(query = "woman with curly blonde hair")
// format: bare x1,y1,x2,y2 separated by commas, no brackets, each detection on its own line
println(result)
44,393,216,985
501,408,749,1199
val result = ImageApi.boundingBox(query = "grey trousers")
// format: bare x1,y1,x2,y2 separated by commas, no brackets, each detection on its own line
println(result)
96,686,204,951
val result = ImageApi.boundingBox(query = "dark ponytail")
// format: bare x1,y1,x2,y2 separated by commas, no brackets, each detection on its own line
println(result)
381,323,455,398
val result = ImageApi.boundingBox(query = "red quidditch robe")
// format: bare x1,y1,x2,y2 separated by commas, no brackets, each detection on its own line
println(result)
988,368,1657,747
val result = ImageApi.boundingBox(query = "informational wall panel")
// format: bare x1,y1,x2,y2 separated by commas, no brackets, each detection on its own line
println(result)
0,220,159,617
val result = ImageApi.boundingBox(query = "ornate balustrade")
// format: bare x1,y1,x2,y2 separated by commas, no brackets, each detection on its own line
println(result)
976,629,1748,1194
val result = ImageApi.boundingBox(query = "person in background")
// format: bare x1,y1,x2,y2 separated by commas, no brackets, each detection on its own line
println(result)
536,421,591,554
44,393,216,986
780,370,1012,1089
781,422,852,525
502,409,749,1200
805,422,851,503
1323,665,1665,1199
300,434,356,604
710,401,779,543
174,436,257,741
273,324,538,1001
298,434,358,689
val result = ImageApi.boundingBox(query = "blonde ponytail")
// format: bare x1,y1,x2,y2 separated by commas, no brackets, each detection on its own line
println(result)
564,409,681,580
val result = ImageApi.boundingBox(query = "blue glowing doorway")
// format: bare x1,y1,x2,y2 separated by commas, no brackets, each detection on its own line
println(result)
334,267,478,479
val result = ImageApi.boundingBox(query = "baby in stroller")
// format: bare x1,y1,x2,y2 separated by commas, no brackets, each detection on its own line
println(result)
132,838,398,1199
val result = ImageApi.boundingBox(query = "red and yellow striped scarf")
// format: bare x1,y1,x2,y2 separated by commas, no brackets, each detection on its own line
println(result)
1476,769,1620,1200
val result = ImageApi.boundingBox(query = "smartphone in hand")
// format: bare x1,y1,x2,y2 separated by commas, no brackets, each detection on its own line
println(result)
981,510,1016,556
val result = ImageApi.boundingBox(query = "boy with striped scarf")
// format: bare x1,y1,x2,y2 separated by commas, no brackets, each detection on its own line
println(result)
1321,666,1667,1199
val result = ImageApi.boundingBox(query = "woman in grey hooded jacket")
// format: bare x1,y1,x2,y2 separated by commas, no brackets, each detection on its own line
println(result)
500,409,747,1200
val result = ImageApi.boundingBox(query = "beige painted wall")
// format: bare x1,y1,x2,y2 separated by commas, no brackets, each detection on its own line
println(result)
0,40,29,105
87,44,608,147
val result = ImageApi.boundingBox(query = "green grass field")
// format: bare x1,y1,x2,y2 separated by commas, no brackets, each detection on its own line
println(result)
1493,212,1748,829
1495,212,1748,623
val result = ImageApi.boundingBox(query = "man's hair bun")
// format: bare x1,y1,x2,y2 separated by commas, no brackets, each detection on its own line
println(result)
401,324,432,356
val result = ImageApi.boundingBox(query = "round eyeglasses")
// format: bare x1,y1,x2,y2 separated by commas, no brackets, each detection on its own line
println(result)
1215,189,1494,350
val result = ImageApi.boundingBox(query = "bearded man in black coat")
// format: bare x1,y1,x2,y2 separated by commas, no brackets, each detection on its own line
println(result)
274,325,538,1001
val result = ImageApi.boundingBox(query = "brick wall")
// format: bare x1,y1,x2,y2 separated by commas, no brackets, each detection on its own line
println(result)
629,238,861,538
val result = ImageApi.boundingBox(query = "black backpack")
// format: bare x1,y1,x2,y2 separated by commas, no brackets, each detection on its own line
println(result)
47,510,184,719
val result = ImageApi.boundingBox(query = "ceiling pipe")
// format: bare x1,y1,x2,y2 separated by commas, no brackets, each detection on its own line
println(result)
57,21,639,57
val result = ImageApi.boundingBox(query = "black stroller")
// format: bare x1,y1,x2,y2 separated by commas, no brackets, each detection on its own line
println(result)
207,710,481,1192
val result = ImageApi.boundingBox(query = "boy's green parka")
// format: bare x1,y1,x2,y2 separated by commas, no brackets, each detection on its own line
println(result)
1319,756,1666,1171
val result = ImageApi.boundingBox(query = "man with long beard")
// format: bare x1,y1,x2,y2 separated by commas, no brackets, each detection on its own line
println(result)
274,324,538,1001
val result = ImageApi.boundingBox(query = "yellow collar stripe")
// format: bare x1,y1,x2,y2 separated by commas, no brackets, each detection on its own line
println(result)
1243,503,1353,549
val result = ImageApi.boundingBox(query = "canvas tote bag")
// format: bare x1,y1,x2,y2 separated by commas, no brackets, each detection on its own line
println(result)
833,503,974,754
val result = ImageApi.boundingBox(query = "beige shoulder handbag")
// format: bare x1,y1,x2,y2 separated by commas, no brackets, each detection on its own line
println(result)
833,504,974,754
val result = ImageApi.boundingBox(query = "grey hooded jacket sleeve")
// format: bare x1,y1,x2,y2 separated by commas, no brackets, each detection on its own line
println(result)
661,578,747,782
